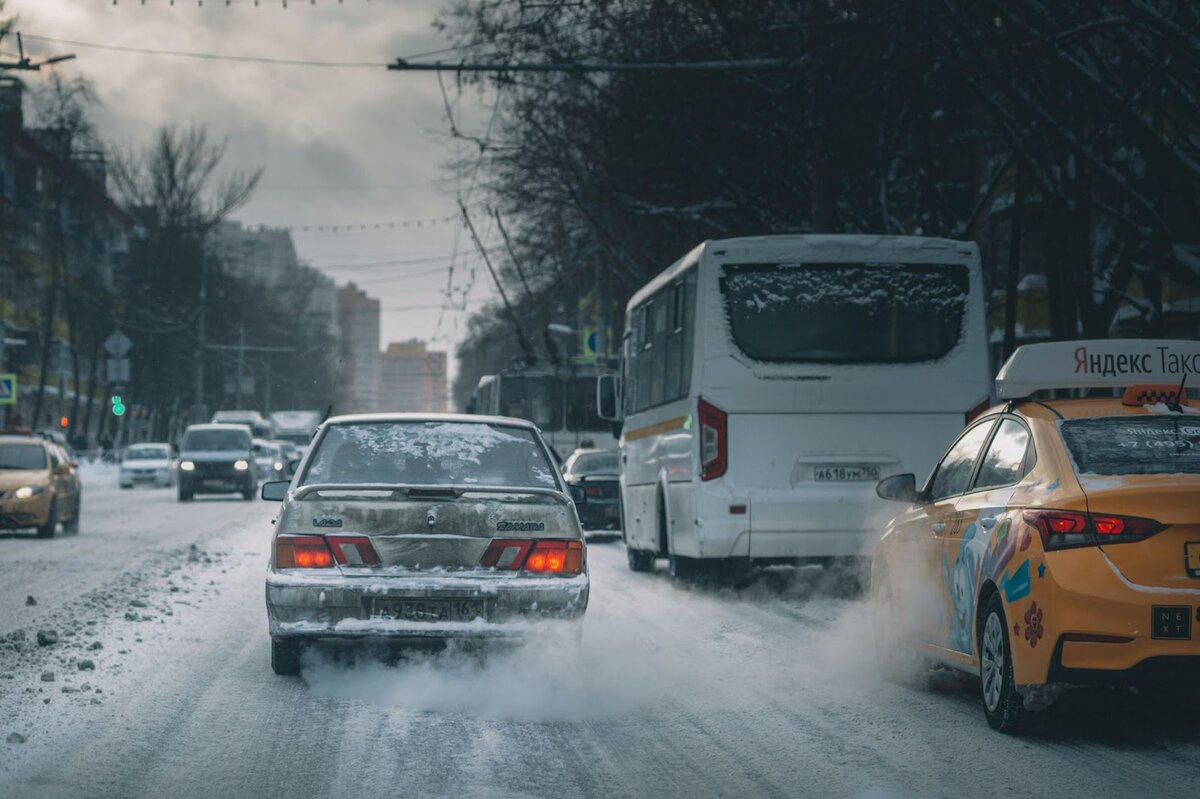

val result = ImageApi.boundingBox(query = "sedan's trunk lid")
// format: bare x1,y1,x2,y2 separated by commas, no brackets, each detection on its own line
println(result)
277,488,579,572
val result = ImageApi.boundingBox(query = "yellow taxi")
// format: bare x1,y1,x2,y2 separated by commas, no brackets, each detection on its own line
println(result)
0,434,82,538
871,339,1200,733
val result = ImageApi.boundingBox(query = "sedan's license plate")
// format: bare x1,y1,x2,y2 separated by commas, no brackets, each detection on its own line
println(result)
813,465,880,482
371,598,485,623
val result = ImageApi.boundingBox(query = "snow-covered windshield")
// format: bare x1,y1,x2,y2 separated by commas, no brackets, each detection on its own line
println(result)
1060,416,1200,476
720,262,968,363
125,445,170,461
302,421,557,489
182,429,252,452
0,444,47,470
567,451,619,476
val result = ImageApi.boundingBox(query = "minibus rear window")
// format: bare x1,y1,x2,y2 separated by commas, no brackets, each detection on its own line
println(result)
720,262,968,364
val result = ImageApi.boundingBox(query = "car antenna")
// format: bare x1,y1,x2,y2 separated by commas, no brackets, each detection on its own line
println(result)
1168,372,1187,413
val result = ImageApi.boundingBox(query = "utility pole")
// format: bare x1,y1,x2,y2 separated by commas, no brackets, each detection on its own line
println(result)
235,324,246,408
195,255,208,422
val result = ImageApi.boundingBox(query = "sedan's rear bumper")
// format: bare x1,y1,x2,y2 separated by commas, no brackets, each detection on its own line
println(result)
265,570,589,639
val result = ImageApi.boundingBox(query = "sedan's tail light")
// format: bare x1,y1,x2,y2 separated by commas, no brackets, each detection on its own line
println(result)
480,539,584,575
325,535,381,566
698,398,727,481
275,535,335,568
1023,510,1165,551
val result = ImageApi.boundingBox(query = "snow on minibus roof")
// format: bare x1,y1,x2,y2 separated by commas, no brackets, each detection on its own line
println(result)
626,234,978,312
995,339,1200,399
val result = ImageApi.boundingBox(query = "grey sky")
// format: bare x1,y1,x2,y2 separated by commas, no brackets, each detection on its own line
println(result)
9,0,496,377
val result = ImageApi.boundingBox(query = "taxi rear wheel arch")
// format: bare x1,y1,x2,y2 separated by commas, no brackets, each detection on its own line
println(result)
978,592,1035,734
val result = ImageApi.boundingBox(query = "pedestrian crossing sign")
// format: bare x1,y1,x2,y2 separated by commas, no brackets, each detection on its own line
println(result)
0,373,15,405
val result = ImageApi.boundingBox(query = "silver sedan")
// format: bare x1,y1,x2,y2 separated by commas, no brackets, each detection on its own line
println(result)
261,413,589,675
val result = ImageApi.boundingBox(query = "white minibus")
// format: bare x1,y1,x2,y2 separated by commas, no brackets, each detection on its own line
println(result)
598,235,991,580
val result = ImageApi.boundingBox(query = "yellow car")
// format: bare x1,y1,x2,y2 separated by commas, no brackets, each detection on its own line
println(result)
872,339,1200,733
0,434,82,538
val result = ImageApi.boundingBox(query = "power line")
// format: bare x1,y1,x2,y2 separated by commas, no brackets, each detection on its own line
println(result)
389,56,804,74
311,246,502,271
18,33,463,69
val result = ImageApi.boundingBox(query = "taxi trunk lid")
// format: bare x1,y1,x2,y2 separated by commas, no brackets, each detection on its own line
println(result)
1082,477,1200,590
278,486,579,572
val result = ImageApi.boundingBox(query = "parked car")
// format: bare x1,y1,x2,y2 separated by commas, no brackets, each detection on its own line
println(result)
119,442,176,488
262,413,589,675
177,424,258,501
561,448,621,532
0,434,82,538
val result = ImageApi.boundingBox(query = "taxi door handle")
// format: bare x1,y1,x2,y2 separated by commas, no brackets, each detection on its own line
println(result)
979,516,997,530
931,523,946,534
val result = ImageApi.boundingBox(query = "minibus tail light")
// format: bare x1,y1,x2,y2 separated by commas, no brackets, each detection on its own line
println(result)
698,398,727,481
965,397,991,426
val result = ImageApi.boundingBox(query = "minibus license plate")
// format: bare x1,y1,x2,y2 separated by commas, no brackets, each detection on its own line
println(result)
371,599,485,623
813,465,880,482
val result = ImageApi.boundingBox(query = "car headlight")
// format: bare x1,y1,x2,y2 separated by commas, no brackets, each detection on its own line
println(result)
273,461,284,472
14,485,45,500
234,459,249,472
180,461,195,472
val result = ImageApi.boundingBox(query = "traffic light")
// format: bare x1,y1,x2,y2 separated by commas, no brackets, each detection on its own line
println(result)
111,395,126,417
58,416,69,429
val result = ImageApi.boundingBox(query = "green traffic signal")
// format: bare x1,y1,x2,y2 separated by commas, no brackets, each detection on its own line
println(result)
111,395,126,417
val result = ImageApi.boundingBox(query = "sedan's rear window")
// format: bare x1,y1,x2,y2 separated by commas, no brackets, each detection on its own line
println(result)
1059,416,1200,476
0,444,47,470
302,421,557,489
567,452,618,476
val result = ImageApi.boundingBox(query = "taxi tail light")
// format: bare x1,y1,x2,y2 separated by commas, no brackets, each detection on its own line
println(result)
275,535,335,569
699,398,727,481
1023,510,1165,551
965,397,991,426
326,535,380,566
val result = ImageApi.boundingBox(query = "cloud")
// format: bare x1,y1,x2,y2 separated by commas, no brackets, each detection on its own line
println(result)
10,0,492,371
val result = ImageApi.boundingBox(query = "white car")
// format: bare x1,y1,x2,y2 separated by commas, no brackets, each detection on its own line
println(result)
119,443,176,489
253,439,288,482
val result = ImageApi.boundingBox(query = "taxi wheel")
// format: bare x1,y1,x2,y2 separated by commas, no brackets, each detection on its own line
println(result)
980,593,1033,734
871,571,923,685
36,501,58,539
271,637,302,676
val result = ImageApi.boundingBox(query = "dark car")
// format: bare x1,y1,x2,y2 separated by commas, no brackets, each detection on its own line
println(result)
176,423,258,501
561,448,621,532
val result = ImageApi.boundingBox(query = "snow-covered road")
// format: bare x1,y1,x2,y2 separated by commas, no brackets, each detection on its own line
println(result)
2,474,1199,799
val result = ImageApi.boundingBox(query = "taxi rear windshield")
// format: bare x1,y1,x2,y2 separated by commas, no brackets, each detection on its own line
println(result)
720,262,968,363
302,421,557,489
1059,416,1200,476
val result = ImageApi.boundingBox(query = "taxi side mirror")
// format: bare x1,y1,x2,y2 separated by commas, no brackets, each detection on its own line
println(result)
876,473,918,504
261,481,289,502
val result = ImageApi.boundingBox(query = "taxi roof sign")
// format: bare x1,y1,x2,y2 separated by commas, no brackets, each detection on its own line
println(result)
995,339,1200,399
